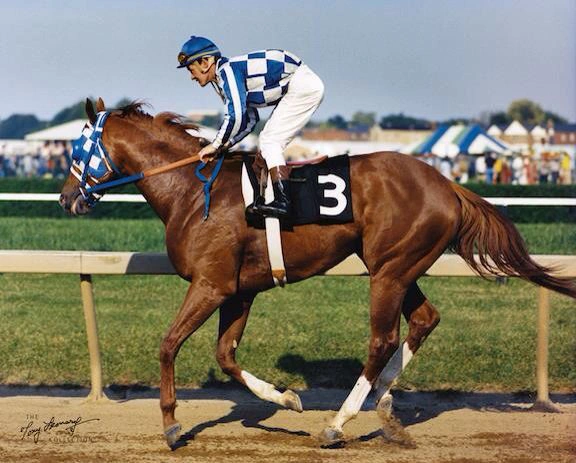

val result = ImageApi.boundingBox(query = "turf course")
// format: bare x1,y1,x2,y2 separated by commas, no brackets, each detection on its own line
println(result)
0,274,574,392
0,218,574,253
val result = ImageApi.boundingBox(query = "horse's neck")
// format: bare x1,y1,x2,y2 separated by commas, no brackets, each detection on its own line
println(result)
137,160,241,226
122,139,205,224
137,168,204,225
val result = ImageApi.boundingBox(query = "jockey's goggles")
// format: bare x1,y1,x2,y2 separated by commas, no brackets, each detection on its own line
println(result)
177,49,219,68
178,52,193,67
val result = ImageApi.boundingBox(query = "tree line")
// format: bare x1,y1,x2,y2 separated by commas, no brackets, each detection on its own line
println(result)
316,99,568,132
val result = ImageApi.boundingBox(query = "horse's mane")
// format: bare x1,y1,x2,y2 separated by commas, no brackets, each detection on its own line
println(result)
114,101,201,151
111,101,253,162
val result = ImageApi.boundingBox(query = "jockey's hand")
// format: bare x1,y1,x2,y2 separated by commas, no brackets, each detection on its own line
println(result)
199,144,218,163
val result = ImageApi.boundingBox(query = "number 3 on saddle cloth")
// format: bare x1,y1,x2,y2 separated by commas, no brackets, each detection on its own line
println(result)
241,153,354,287
242,153,354,228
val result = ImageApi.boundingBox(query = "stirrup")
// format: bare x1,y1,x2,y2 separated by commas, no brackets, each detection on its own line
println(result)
245,195,265,217
257,201,290,218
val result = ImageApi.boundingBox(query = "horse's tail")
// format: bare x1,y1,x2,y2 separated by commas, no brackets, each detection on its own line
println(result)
450,182,576,299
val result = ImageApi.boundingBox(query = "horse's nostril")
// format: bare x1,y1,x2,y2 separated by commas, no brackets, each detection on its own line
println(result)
59,193,74,211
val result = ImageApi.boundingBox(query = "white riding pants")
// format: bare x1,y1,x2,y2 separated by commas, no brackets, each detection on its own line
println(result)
259,64,324,169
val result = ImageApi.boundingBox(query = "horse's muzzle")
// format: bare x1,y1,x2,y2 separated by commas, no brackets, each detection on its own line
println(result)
59,191,91,216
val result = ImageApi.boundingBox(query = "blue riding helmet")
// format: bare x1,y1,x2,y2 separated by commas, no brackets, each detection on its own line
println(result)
177,36,221,68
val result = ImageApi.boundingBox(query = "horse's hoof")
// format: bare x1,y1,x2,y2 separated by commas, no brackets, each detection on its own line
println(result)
318,426,344,447
379,414,416,448
282,389,303,412
376,393,393,419
164,423,182,449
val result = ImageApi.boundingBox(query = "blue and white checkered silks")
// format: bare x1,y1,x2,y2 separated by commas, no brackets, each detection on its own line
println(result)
211,49,302,149
70,111,120,204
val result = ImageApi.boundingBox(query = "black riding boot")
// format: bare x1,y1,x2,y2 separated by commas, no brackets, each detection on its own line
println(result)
257,166,291,218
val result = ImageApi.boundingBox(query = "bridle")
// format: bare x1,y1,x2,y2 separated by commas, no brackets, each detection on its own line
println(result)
69,111,122,206
69,111,222,218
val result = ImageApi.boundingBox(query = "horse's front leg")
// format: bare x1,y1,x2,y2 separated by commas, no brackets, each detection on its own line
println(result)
216,293,303,412
160,278,228,448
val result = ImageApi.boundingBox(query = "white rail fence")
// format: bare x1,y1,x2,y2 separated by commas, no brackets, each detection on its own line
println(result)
1,251,574,411
0,193,575,206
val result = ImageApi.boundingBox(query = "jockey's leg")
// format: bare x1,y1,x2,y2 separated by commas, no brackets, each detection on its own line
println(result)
374,283,440,415
216,293,302,411
159,279,229,448
257,64,324,218
319,272,405,445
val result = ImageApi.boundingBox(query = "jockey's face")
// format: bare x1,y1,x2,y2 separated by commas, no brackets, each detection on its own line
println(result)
187,56,216,87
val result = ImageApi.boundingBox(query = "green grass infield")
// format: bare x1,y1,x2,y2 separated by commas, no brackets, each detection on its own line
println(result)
0,218,574,254
0,274,574,392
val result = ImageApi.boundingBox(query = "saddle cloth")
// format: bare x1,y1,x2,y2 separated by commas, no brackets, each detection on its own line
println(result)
241,154,354,287
241,154,354,227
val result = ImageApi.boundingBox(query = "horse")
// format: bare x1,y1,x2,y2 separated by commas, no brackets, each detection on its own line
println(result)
60,98,576,449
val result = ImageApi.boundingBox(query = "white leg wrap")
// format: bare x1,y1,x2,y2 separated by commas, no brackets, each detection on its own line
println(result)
375,343,414,404
330,375,372,430
241,370,284,405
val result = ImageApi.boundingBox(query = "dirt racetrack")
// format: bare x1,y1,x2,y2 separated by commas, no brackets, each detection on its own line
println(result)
0,386,574,463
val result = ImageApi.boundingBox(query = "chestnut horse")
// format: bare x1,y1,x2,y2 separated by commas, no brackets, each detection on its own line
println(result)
60,99,575,449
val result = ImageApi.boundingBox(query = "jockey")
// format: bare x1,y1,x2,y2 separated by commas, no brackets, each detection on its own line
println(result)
177,36,325,218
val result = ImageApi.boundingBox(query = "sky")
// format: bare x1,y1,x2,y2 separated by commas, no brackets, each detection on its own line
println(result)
0,0,574,123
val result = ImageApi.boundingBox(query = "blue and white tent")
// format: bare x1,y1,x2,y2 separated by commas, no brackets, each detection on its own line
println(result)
411,124,510,157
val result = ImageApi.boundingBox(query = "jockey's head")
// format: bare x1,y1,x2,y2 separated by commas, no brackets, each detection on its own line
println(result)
177,36,221,87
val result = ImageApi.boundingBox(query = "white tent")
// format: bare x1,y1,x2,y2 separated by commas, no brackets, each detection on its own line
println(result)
0,139,43,156
25,119,88,141
412,124,511,158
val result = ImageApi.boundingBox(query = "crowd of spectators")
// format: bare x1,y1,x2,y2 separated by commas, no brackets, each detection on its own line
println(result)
418,151,573,185
0,139,574,187
0,141,72,178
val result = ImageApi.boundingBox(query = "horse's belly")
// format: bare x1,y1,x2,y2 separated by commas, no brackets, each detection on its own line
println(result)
238,223,359,290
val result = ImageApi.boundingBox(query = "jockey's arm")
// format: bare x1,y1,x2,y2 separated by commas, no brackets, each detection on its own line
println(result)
210,65,250,150
200,106,256,161
229,107,259,147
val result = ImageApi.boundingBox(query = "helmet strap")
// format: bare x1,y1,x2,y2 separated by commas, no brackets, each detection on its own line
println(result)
200,57,215,74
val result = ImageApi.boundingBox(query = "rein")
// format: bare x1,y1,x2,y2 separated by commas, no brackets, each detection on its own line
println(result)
84,153,202,195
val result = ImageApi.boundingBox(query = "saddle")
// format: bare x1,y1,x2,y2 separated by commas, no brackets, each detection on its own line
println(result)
249,151,328,200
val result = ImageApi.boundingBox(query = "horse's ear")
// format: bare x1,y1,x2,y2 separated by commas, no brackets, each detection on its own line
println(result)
96,97,106,113
85,98,97,125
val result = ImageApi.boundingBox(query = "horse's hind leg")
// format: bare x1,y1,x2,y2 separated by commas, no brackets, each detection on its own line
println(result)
375,282,440,413
373,282,440,445
320,272,406,445
160,280,229,448
216,293,302,412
